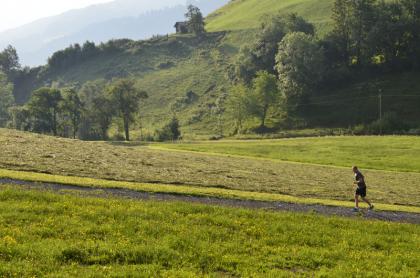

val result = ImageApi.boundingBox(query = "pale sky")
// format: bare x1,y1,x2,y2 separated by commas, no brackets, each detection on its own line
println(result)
0,0,111,32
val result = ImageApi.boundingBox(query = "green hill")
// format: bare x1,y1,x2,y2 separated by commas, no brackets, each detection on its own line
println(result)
207,0,334,35
14,33,241,138
12,0,420,138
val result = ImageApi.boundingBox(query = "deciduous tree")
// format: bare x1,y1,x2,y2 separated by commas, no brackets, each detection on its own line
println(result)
226,84,252,134
78,79,110,140
27,88,62,135
252,71,280,128
185,5,206,35
0,45,20,78
0,71,14,126
275,32,325,113
92,94,114,140
235,13,315,83
107,79,148,141
61,88,83,139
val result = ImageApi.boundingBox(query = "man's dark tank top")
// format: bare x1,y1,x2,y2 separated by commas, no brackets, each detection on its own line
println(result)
355,171,366,188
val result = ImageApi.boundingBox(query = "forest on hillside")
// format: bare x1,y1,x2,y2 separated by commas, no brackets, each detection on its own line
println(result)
229,0,420,134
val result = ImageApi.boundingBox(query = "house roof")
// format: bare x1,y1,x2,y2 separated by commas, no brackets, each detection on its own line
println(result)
174,21,187,27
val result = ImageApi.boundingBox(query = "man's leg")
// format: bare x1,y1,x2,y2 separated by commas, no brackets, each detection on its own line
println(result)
355,194,359,208
362,197,372,207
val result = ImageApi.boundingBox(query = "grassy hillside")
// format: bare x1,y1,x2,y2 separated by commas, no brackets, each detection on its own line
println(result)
206,0,334,34
13,0,420,137
14,33,242,137
1,188,418,276
1,129,420,207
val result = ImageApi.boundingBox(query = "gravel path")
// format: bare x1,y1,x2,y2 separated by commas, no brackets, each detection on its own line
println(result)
1,178,419,224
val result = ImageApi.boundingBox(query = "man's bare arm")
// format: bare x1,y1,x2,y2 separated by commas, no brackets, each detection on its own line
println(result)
354,177,364,184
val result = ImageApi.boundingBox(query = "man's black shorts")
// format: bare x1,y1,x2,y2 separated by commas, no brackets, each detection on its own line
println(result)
356,186,367,198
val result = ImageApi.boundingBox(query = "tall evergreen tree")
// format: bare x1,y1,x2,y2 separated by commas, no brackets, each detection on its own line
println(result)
0,45,20,78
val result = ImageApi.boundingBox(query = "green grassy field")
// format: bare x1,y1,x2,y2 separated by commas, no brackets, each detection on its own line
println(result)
1,129,420,207
158,136,420,173
2,168,418,213
0,188,418,277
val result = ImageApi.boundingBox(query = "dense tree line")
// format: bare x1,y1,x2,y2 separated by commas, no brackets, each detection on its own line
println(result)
46,40,114,71
47,39,137,71
327,0,420,70
228,0,420,134
5,78,182,141
234,13,315,84
47,41,98,70
0,43,175,141
6,78,151,141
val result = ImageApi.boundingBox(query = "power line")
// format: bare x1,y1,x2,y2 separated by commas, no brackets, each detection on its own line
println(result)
296,94,420,107
379,94,382,135
309,94,420,101
307,91,389,100
383,95,420,97
138,94,420,118
293,96,377,107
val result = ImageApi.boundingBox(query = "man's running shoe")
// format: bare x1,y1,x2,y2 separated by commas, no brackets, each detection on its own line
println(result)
352,208,360,212
369,205,374,211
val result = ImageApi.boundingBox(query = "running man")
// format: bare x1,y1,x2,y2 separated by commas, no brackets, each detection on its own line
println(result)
352,166,374,212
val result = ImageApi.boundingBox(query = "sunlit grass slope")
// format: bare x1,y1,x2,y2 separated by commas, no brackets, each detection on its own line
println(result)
0,188,418,277
206,0,334,34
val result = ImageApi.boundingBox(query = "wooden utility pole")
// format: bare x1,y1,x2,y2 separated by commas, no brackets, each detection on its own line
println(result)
379,94,382,135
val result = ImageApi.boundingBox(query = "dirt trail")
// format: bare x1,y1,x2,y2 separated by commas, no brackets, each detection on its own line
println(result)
1,178,419,224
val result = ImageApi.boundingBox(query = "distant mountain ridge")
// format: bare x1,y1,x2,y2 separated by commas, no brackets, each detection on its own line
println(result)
0,0,229,66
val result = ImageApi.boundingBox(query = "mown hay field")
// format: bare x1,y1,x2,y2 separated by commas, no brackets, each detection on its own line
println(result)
1,129,420,207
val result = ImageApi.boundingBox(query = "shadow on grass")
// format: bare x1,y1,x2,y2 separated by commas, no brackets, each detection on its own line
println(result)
106,141,150,147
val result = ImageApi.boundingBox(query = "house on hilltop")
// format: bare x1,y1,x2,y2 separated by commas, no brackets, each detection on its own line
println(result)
174,22,189,34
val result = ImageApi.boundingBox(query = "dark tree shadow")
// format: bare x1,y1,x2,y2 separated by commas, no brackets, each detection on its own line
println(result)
106,141,150,147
